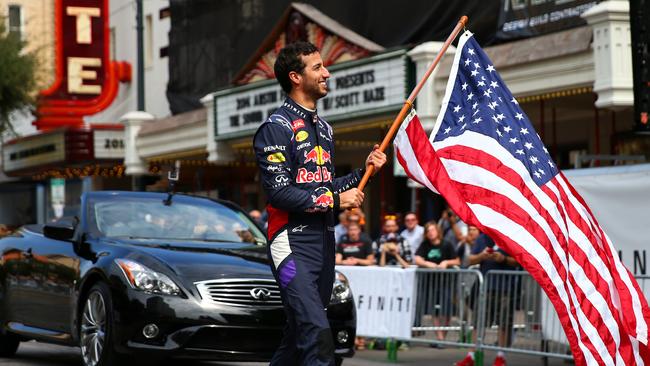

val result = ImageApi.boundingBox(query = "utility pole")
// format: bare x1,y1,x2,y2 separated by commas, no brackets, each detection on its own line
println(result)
136,0,145,111
133,0,146,191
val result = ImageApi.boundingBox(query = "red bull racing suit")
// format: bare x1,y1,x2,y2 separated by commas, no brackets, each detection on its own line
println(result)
253,98,364,365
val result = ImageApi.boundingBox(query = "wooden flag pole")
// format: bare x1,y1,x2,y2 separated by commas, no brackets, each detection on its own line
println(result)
357,15,468,192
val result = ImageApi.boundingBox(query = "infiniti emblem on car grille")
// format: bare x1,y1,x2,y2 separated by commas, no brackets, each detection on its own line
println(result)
250,287,271,300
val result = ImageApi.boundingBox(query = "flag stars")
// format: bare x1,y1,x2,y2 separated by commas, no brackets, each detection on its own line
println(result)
529,156,539,164
490,81,499,88
474,62,481,69
453,105,461,113
520,127,529,134
458,115,466,123
444,127,451,134
524,142,534,150
472,102,479,110
484,89,493,97
496,129,503,137
496,113,505,121
488,101,499,110
548,161,554,168
503,125,512,133
477,80,486,87
491,115,500,123
464,58,471,66
515,149,525,155
461,82,468,91
470,69,479,77
467,92,474,100
468,48,475,55
509,137,519,144
515,113,524,121
473,117,482,124
543,146,548,154
460,123,467,130
511,97,519,105
534,171,542,179
537,168,545,175
486,65,495,73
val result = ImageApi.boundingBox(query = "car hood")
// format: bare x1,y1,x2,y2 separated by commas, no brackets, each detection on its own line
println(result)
107,239,273,283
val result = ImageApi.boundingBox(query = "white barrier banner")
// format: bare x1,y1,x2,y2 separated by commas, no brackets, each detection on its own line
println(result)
336,266,416,339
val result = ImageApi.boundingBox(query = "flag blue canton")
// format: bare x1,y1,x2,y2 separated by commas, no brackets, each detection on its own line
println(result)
432,36,559,186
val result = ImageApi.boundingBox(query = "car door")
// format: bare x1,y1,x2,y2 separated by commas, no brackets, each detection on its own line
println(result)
28,236,81,333
1,236,36,326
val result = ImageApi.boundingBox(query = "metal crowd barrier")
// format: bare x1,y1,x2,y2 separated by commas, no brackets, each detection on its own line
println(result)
406,269,573,364
411,268,483,349
476,270,572,363
372,269,650,365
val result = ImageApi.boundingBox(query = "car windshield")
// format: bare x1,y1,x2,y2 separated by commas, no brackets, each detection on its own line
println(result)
88,195,266,245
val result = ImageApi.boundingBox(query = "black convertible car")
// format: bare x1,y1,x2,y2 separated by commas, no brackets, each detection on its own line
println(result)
0,191,355,365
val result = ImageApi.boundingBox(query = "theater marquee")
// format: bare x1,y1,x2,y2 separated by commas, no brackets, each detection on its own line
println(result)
213,50,407,140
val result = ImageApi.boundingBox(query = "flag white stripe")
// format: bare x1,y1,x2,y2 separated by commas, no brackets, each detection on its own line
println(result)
467,203,603,365
556,175,648,344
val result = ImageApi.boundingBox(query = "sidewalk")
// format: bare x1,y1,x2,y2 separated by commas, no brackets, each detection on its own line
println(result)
346,344,574,366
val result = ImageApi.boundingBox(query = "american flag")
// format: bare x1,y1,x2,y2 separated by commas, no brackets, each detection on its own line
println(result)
394,31,650,366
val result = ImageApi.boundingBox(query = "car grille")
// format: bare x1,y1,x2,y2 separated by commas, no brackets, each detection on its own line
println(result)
195,278,282,307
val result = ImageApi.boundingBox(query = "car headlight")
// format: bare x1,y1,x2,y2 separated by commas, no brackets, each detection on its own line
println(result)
331,271,352,303
115,259,181,296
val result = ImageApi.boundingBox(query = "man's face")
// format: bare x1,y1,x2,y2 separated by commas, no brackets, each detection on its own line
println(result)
297,52,330,99
383,219,398,234
404,214,418,230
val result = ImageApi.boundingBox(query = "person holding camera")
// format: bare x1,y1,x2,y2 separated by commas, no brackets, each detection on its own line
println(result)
375,217,412,268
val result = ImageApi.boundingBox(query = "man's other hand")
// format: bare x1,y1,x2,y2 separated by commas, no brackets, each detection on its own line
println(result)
339,188,364,209
365,144,387,175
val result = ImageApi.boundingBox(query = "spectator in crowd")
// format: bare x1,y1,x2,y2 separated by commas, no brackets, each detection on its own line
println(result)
438,207,468,248
456,232,519,366
457,225,480,268
375,217,412,268
334,212,348,245
346,211,372,243
335,222,375,266
414,222,460,343
400,212,424,262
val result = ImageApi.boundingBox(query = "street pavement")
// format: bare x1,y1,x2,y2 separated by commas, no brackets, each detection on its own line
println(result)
3,341,574,366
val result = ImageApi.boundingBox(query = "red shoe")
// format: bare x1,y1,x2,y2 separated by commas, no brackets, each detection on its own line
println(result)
493,355,507,366
455,354,474,366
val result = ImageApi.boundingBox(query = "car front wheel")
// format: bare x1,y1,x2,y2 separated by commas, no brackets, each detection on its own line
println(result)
80,282,122,366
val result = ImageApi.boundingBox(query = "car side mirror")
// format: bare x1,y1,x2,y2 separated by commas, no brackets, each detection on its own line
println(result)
44,217,79,242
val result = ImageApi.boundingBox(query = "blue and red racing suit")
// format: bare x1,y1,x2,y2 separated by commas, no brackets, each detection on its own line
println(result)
253,97,364,365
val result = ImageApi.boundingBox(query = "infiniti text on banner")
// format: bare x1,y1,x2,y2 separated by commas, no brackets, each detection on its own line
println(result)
336,266,416,339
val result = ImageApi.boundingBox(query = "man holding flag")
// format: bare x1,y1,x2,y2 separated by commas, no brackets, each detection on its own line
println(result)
253,41,386,365
393,30,650,366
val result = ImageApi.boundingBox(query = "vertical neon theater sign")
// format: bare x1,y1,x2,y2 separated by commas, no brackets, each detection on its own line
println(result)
34,0,131,130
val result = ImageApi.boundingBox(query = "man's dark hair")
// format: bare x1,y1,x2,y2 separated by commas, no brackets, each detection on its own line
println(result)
274,41,319,93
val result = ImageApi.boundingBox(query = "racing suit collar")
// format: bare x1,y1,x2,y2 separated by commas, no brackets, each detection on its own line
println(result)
283,97,318,122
